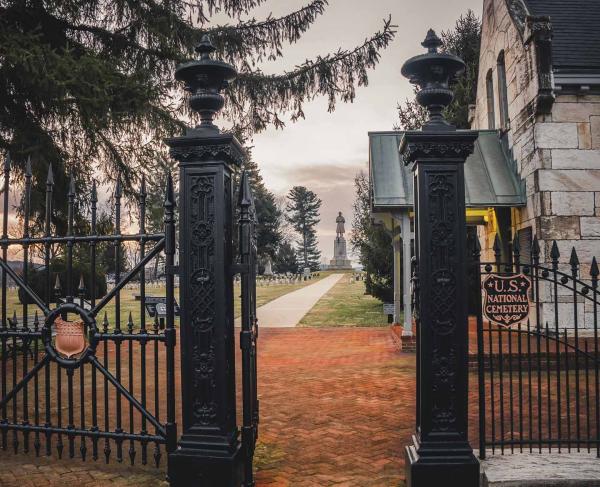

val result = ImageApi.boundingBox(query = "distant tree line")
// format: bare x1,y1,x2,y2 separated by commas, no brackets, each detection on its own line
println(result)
236,156,322,274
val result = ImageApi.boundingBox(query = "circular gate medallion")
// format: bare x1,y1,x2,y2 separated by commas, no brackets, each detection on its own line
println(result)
43,303,98,368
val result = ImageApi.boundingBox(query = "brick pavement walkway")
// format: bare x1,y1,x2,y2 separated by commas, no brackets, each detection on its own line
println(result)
0,327,413,486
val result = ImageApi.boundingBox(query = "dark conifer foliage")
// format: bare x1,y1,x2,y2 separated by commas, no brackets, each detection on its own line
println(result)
0,0,395,227
285,185,321,270
351,171,392,302
274,239,299,274
235,156,282,259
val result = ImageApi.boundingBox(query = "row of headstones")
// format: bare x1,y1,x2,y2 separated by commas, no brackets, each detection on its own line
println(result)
234,272,321,286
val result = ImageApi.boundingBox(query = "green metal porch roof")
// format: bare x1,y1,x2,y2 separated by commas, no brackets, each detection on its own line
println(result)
368,130,526,211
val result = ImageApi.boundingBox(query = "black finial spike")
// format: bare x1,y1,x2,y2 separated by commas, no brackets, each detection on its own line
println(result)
164,172,175,209
512,233,520,252
532,236,540,256
91,180,98,203
78,274,86,292
103,311,109,332
127,311,134,332
115,176,122,199
11,310,18,327
569,247,579,267
493,234,502,253
140,174,147,198
550,240,560,260
25,156,32,177
238,170,253,207
591,257,599,279
54,274,61,291
46,164,54,185
3,152,10,172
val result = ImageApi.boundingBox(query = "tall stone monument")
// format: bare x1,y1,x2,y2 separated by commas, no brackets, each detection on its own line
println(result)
329,212,352,270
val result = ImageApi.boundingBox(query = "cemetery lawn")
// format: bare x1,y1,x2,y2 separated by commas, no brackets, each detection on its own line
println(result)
1,272,334,327
299,273,391,327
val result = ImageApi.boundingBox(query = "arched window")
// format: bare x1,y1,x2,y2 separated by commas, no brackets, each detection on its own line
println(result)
497,51,510,129
486,69,495,129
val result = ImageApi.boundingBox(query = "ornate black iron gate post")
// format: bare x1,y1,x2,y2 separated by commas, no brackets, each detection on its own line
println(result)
400,30,479,487
166,36,244,486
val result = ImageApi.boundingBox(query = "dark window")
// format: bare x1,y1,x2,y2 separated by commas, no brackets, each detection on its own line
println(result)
486,69,496,129
497,51,510,129
517,226,533,264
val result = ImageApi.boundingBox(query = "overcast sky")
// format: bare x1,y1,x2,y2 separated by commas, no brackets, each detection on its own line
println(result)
235,0,481,262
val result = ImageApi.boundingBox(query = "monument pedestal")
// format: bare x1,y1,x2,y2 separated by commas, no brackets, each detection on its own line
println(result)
329,236,352,270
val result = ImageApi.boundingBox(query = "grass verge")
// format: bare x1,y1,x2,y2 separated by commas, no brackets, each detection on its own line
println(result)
299,273,392,327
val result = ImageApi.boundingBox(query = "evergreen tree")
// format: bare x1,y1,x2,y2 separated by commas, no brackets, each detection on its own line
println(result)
285,186,321,270
1,0,395,227
395,10,481,130
235,156,282,259
144,157,179,278
350,171,393,302
273,239,298,274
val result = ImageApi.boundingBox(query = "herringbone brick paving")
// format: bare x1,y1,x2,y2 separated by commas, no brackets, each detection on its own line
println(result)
0,327,413,486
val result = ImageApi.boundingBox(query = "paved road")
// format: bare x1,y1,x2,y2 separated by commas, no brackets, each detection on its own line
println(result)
256,273,344,327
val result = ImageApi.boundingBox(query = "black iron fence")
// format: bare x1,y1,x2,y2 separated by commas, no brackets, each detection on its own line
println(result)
473,234,600,458
0,155,177,466
237,171,259,486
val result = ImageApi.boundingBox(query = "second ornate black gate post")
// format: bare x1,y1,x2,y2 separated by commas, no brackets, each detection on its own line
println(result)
167,35,244,486
400,30,479,486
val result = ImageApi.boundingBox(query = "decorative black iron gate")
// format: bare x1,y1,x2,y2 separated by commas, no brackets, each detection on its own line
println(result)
0,155,177,466
473,234,600,457
0,36,260,485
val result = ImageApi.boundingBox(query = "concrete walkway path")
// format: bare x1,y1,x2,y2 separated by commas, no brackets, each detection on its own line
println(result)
257,273,344,327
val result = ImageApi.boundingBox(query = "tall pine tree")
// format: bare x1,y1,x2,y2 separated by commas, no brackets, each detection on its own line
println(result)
285,186,321,271
1,0,395,228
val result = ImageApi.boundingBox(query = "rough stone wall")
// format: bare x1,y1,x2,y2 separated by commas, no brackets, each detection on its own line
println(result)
473,0,600,328
474,0,540,260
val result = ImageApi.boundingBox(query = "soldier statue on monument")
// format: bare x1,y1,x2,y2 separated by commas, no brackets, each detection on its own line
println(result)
329,211,352,270
336,212,345,239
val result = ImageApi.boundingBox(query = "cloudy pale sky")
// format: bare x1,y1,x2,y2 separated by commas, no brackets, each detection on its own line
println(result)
232,0,481,262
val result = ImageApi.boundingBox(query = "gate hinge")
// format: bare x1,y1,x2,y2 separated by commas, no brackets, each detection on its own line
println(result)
231,263,250,275
166,265,179,275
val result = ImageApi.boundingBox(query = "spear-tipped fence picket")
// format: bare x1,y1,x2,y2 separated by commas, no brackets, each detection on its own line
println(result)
472,233,600,458
0,154,177,467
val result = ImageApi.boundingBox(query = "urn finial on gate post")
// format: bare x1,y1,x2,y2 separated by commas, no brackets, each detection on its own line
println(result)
401,29,466,131
175,34,237,133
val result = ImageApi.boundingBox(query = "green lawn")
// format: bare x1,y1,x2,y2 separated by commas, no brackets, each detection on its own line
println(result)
0,272,335,328
299,273,393,327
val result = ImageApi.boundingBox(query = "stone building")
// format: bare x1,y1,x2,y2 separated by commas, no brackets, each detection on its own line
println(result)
369,0,600,332
472,0,600,326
